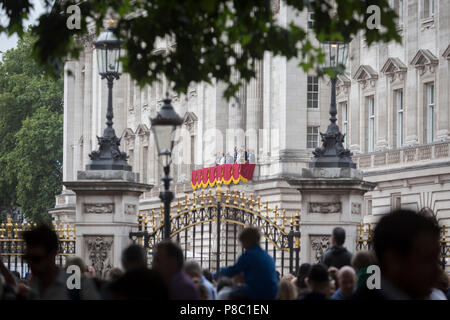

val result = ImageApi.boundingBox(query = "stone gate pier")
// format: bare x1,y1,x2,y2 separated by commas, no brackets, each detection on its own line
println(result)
288,167,375,264
64,170,152,278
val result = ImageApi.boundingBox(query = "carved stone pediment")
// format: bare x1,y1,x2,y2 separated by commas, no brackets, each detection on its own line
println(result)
309,202,341,214
381,57,407,82
135,123,150,144
411,49,438,76
353,65,378,89
183,111,198,132
336,74,351,96
84,203,114,214
122,128,136,148
135,123,149,135
443,44,450,61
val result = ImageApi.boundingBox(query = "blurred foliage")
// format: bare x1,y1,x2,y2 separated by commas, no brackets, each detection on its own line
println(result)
1,0,401,99
0,30,63,223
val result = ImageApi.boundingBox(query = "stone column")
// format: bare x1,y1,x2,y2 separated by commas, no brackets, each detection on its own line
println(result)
64,170,152,277
290,167,375,264
246,60,263,160
227,45,246,152
82,46,93,167
63,60,76,183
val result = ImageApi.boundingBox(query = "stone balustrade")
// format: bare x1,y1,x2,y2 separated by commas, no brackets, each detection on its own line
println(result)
352,141,450,170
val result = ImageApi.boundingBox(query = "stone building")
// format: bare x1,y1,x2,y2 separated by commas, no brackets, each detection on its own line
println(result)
51,0,450,266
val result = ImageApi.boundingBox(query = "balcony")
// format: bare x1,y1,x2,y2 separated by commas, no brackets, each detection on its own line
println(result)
352,141,450,170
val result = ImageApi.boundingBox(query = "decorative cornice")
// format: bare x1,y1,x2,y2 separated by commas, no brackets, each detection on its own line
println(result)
183,111,198,132
443,44,450,60
135,123,150,136
353,65,378,89
336,74,351,96
381,57,407,82
410,49,439,76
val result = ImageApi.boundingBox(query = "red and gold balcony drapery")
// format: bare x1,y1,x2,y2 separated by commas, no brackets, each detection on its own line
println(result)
191,163,256,190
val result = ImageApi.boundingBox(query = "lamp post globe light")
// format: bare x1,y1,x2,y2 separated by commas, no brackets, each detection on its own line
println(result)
309,40,356,169
86,20,131,171
150,98,183,240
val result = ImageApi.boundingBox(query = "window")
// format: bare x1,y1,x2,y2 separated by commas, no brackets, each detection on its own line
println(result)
365,197,373,216
426,83,435,143
128,149,134,168
391,194,401,210
142,146,148,183
423,0,434,19
308,11,315,29
367,96,375,152
340,102,348,148
307,126,320,148
395,90,404,147
394,0,404,25
307,76,319,109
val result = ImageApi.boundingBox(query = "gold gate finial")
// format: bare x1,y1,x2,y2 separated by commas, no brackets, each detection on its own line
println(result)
215,181,223,203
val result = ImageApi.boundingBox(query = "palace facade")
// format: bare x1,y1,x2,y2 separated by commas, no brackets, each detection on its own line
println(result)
51,0,450,264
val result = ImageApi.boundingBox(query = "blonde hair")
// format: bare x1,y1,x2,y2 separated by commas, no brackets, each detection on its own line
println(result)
277,279,298,300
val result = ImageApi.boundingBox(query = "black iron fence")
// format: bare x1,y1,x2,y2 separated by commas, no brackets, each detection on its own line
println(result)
356,221,450,272
130,185,301,276
0,217,76,278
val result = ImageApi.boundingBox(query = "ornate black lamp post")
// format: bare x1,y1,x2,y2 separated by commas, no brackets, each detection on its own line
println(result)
86,20,131,171
150,98,183,240
309,41,356,169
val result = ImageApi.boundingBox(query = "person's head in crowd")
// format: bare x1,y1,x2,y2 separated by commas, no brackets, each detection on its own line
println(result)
373,209,441,299
337,266,357,297
305,264,331,296
107,267,123,281
192,277,209,300
109,268,168,300
184,260,202,279
238,227,260,250
23,225,58,279
296,263,312,289
277,279,298,300
122,244,147,271
351,250,377,274
331,227,346,246
153,240,184,281
87,266,96,277
327,266,339,289
216,277,233,293
65,256,87,274
202,269,214,284
281,273,295,282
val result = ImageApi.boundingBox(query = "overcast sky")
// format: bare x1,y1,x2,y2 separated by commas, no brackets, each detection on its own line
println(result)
0,0,48,59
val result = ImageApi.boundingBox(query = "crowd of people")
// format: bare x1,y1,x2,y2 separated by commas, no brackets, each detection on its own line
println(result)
0,209,449,300
213,146,256,166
